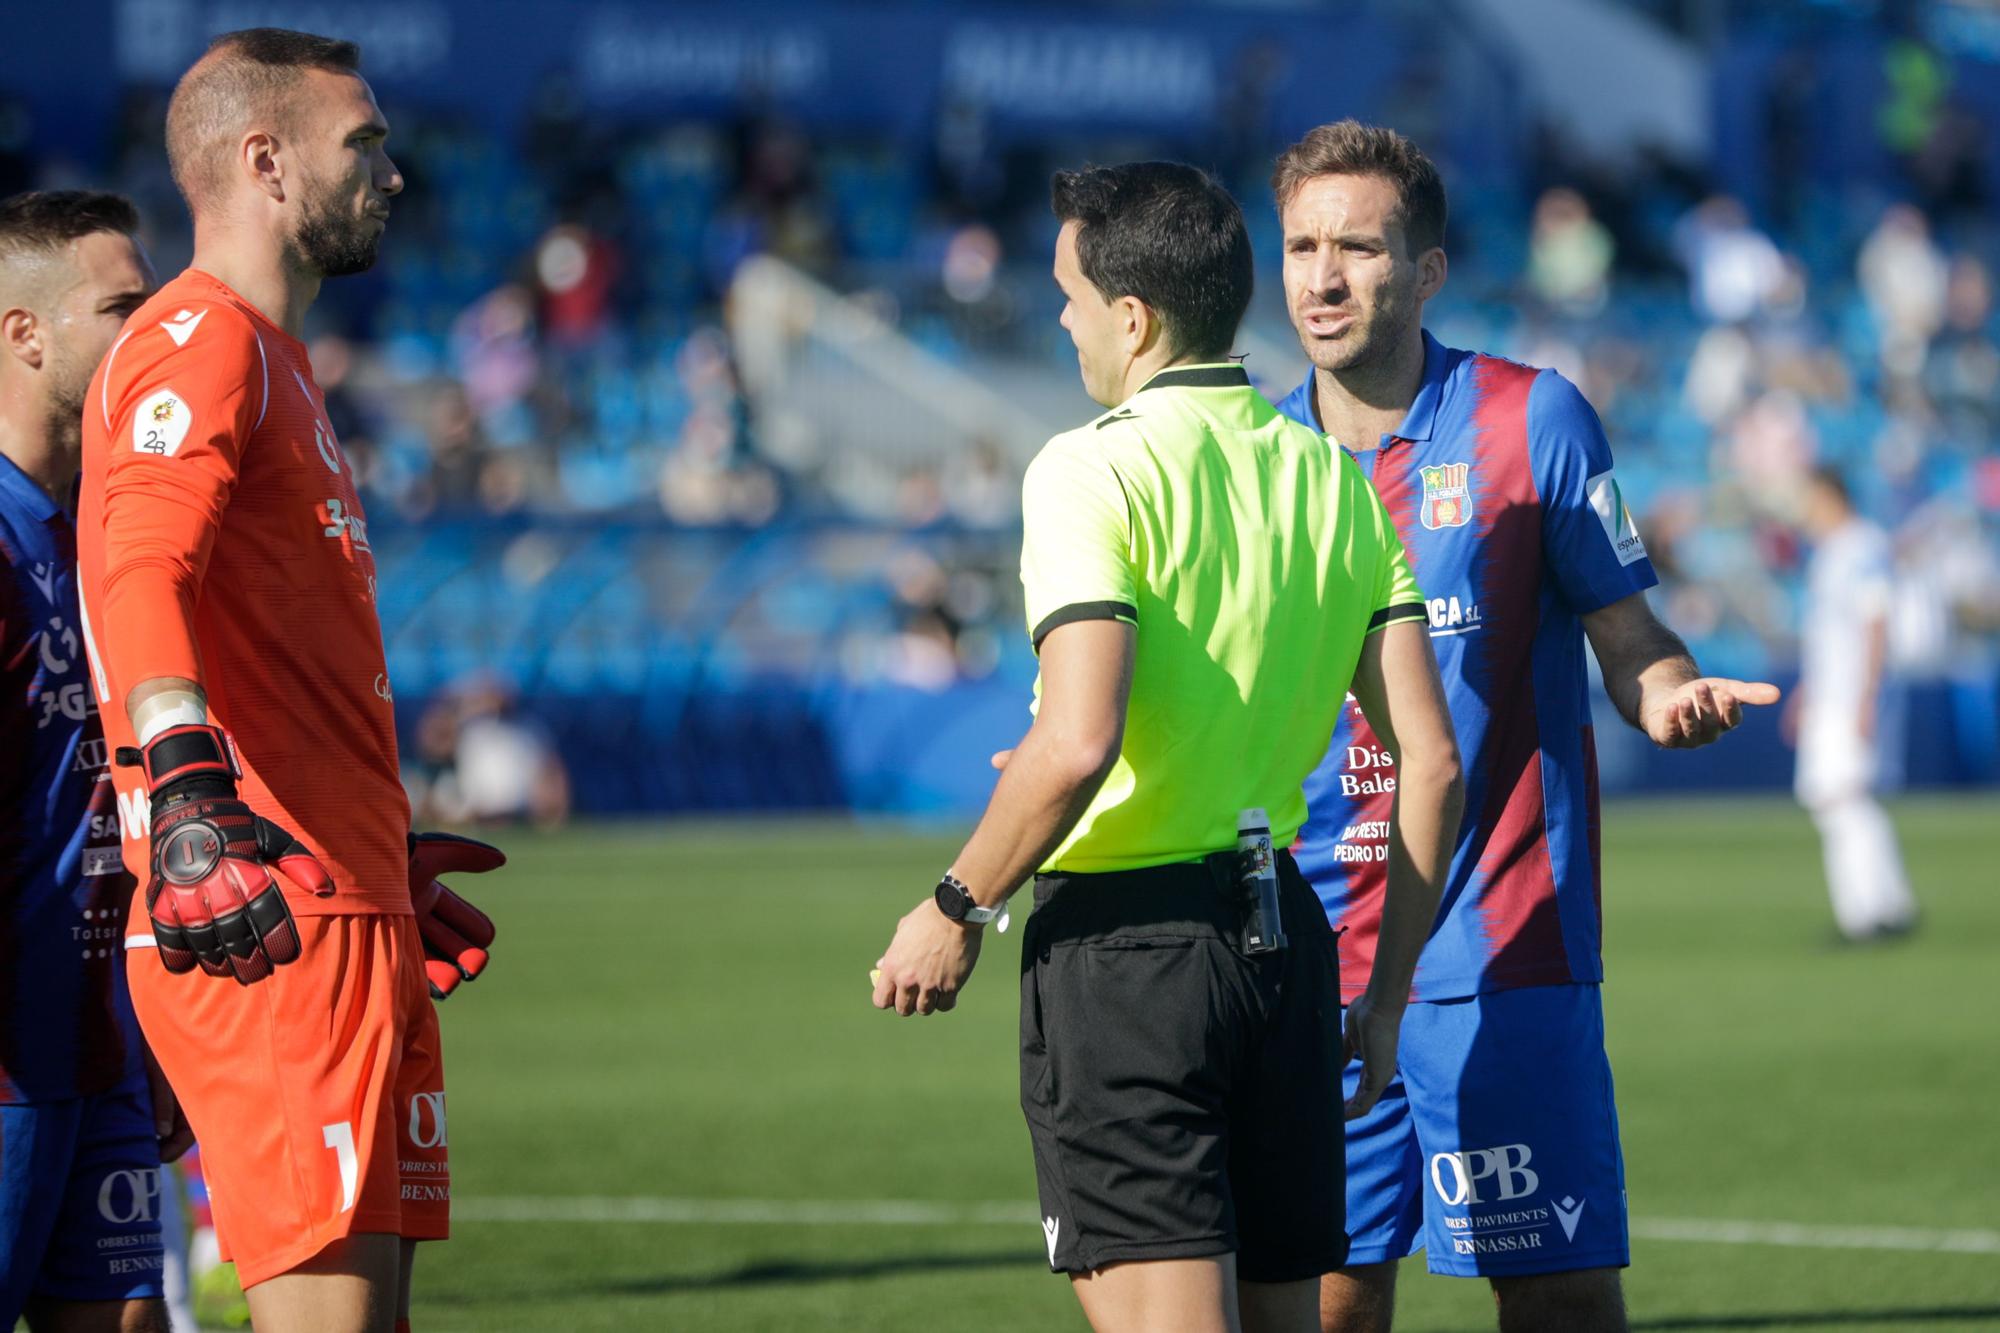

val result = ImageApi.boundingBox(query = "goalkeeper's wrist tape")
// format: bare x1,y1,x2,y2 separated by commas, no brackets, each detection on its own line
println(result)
133,692,208,746
116,723,242,802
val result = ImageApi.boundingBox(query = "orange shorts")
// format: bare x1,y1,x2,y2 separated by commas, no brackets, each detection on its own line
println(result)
127,912,450,1287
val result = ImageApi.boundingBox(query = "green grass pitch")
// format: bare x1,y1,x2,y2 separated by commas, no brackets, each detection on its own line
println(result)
415,796,2000,1331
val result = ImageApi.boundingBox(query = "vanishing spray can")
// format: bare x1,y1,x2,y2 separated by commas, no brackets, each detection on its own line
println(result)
1237,807,1287,954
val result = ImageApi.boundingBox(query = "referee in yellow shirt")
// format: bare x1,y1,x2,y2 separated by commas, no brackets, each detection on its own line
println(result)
872,162,1465,1333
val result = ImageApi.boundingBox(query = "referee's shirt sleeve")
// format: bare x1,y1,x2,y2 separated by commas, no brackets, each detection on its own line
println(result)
1020,434,1137,653
1365,483,1427,636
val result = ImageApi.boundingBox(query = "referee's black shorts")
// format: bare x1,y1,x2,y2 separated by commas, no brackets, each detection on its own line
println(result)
1018,849,1348,1283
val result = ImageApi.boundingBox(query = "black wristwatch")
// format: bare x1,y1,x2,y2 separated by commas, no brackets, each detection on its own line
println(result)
934,872,1009,931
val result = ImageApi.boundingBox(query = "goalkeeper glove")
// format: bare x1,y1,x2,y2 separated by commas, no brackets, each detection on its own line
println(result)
117,724,334,984
408,832,502,999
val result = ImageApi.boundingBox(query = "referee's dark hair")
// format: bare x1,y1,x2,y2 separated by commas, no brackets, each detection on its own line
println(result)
1272,120,1448,258
1051,162,1254,362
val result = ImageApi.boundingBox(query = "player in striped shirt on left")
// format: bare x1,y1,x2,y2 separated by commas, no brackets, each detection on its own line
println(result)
0,189,188,1332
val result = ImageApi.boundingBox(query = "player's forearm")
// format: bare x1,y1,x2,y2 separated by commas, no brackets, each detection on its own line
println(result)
1362,748,1462,1004
1582,592,1706,731
1602,624,1700,731
946,725,1116,909
127,677,207,743
98,547,208,719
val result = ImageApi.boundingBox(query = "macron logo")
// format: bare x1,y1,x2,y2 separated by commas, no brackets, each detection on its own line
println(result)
1041,1215,1060,1265
1554,1196,1586,1242
160,309,206,347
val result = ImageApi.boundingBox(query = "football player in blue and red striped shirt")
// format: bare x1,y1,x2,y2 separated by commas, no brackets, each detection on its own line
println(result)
1268,124,1779,1333
0,189,182,1333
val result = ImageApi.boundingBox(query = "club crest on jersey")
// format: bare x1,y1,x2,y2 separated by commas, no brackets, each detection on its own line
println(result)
133,389,192,457
1420,461,1474,530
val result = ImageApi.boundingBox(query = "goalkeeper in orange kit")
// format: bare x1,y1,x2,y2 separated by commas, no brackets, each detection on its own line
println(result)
77,27,500,1332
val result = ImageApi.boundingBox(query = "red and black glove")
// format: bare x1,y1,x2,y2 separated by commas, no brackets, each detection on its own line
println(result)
117,724,334,985
408,832,502,1000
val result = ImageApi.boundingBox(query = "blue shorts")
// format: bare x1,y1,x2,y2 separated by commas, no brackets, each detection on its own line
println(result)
0,1073,166,1322
1341,983,1629,1277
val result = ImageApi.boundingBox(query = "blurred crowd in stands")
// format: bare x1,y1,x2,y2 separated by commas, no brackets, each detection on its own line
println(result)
407,674,571,829
8,46,1999,693
1506,180,2000,683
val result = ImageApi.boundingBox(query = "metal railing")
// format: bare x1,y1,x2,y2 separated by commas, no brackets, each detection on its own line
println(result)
728,256,1064,515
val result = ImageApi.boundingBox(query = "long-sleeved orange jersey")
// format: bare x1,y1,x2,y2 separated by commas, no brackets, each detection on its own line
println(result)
77,270,410,914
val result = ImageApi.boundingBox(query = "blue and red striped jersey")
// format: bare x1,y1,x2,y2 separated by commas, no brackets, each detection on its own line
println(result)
1275,332,1658,1002
0,452,137,1103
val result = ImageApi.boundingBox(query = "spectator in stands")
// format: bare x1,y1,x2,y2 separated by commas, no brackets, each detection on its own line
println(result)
409,675,571,829
533,221,621,349
1870,378,1941,499
1526,186,1614,316
308,333,378,490
659,404,779,524
656,325,777,524
1682,321,1758,426
882,606,961,691
1924,255,1998,445
732,115,833,274
1891,498,2000,678
1673,194,1784,324
943,437,1019,529
1752,257,1851,408
406,697,466,828
450,283,540,426
1725,389,1817,494
424,381,491,509
1857,203,1949,381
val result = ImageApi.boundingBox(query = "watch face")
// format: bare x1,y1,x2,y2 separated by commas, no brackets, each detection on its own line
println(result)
934,879,967,920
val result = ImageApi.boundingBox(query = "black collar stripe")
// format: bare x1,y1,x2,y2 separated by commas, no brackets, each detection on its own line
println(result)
1139,365,1250,393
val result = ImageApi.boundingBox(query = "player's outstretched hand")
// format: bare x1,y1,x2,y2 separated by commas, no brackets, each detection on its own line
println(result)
120,724,334,986
408,832,503,1000
1342,990,1405,1120
1641,677,1782,749
872,897,982,1016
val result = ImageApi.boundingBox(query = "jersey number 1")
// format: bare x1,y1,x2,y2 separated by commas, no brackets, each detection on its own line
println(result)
323,1122,358,1213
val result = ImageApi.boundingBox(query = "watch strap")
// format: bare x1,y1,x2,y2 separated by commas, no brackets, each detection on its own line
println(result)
963,901,1010,932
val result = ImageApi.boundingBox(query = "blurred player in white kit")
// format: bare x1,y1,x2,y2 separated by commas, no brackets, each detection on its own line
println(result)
1789,465,1918,942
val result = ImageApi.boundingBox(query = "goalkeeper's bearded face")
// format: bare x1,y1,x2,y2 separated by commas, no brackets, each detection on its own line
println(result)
285,69,404,280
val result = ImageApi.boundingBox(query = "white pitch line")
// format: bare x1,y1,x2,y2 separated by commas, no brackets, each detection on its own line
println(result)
1631,1216,2000,1256
454,1198,2000,1256
457,1197,1034,1227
